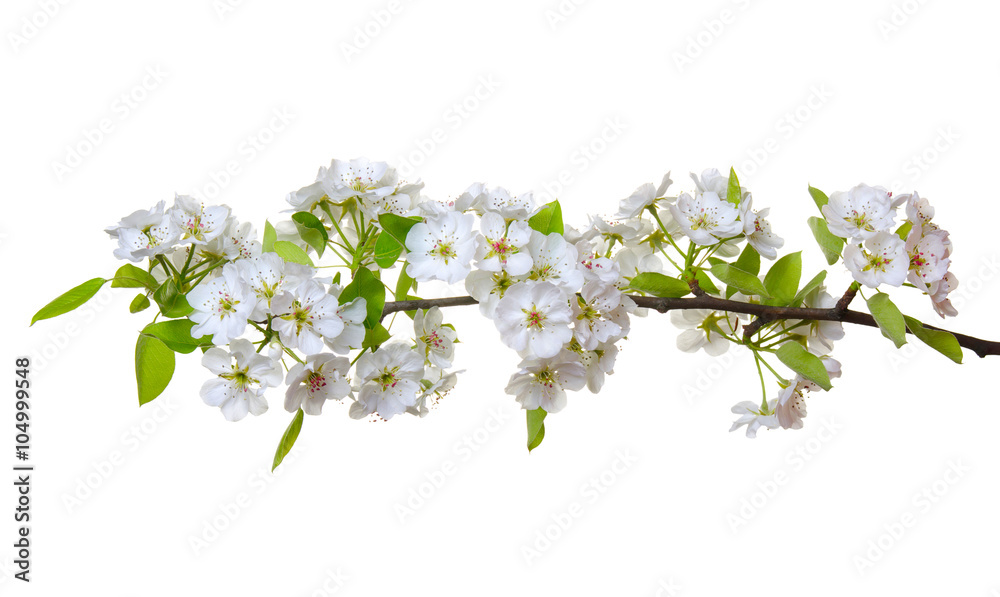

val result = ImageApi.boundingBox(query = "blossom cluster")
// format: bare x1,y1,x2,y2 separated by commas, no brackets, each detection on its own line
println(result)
85,157,963,451
823,184,957,317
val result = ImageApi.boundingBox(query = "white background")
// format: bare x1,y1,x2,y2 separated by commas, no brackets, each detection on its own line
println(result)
3,0,1000,595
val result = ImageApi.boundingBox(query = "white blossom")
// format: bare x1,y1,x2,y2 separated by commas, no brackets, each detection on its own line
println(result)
614,172,672,219
843,231,908,288
822,184,896,241
405,211,477,284
475,211,533,275
740,197,784,259
414,307,457,369
505,352,586,413
668,191,742,246
494,281,574,358
284,353,352,415
271,280,345,354
526,231,584,292
200,339,281,422
670,309,737,356
170,194,230,245
105,200,180,261
729,401,779,438
236,253,314,319
187,263,255,345
350,343,424,420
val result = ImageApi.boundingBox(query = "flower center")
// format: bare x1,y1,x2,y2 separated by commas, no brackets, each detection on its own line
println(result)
222,366,257,392
306,370,327,394
376,367,400,390
216,293,240,319
422,330,445,351
534,368,557,389
430,241,456,263
524,307,545,329
848,209,872,232
486,237,514,263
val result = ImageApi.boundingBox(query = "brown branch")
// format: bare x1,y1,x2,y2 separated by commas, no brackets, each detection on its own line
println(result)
380,294,1000,359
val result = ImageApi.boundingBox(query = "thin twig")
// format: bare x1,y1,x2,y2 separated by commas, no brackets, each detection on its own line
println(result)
378,294,1000,359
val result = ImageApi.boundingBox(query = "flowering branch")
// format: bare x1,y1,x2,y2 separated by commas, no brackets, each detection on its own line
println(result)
29,156,989,459
381,295,1000,358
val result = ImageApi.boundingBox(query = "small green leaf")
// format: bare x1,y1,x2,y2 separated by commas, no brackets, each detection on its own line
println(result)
790,270,828,308
895,220,913,240
527,408,547,452
776,343,832,391
808,185,829,212
262,220,277,253
129,294,151,314
110,264,158,290
31,278,106,326
867,293,907,348
273,240,315,267
528,200,564,236
903,315,963,364
292,211,329,257
142,320,213,354
807,217,845,266
374,231,405,268
395,266,415,302
135,334,175,406
709,264,770,298
628,272,691,298
693,268,720,296
728,244,762,298
153,279,194,318
763,252,802,306
734,243,761,276
272,409,304,472
379,213,422,247
341,267,385,328
362,323,391,351
726,167,742,205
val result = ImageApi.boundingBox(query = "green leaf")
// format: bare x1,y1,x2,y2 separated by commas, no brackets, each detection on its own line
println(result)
807,217,845,266
727,244,761,298
790,270,828,308
710,264,770,298
895,220,913,240
528,200,564,236
395,266,415,302
628,272,691,298
726,167,742,205
693,268,720,296
866,293,907,348
362,323,392,351
31,278,106,326
903,315,963,364
135,334,175,406
272,409,304,472
142,320,213,354
129,294,151,314
153,279,194,318
378,213,422,247
763,252,802,306
341,267,385,328
734,243,761,276
292,211,329,258
262,220,277,253
776,343,832,391
808,185,829,212
273,240,315,267
110,264,157,290
374,231,405,268
527,408,547,452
